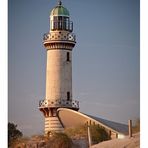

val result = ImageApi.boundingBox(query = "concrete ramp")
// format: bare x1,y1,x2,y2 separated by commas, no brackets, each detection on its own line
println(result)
57,108,128,139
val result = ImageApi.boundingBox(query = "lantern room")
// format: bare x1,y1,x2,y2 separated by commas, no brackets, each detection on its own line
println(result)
50,1,73,32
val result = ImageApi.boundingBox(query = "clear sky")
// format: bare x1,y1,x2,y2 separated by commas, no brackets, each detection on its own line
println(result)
8,0,140,136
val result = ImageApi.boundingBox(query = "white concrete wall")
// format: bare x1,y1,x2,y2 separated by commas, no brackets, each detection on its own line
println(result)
45,49,72,102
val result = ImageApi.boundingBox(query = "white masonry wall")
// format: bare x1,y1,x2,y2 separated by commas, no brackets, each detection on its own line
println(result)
45,49,72,102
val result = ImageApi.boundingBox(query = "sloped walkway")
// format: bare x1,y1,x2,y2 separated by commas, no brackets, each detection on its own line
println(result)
58,108,128,137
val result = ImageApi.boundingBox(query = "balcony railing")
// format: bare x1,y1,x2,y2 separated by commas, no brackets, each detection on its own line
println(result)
43,32,76,42
39,99,79,110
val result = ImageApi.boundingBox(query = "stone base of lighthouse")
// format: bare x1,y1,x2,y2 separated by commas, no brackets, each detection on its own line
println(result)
39,99,79,134
45,116,64,134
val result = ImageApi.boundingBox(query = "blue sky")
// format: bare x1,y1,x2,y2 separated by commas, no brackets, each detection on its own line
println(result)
8,0,140,136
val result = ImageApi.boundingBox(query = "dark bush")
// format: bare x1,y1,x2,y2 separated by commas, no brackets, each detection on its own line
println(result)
47,132,72,148
8,122,23,147
65,125,87,139
90,125,110,144
132,119,140,133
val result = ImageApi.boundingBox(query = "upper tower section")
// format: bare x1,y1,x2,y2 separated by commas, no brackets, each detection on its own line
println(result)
50,0,73,32
43,0,76,50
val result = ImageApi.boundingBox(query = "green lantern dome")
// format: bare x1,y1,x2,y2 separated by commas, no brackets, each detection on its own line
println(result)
50,1,69,16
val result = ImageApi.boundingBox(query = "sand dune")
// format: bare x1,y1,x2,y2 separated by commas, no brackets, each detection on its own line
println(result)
91,133,140,148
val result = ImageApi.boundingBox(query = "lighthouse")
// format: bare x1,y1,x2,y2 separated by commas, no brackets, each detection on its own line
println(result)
39,0,79,134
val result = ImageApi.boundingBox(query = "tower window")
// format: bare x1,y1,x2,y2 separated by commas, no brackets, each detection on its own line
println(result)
67,52,70,61
67,92,70,101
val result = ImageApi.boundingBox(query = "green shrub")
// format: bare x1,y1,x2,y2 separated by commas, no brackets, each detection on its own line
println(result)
65,124,110,144
65,125,87,139
132,119,140,133
90,125,110,144
8,122,23,147
47,132,72,148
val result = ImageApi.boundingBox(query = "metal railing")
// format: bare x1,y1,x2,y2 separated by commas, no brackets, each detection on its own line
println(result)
43,32,76,42
39,99,79,109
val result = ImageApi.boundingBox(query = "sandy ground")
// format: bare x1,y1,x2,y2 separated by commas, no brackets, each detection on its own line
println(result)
91,133,140,148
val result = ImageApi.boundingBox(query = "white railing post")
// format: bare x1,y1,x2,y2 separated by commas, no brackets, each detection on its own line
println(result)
88,125,92,147
128,119,132,138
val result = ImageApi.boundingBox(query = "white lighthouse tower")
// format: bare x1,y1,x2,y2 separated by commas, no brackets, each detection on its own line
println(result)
39,0,79,134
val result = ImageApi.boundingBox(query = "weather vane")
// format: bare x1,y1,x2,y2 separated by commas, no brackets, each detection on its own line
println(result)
58,0,62,5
